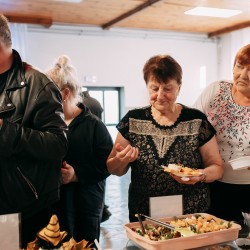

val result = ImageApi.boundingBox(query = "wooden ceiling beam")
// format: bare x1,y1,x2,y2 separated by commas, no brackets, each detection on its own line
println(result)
5,14,52,28
102,0,163,30
208,20,250,38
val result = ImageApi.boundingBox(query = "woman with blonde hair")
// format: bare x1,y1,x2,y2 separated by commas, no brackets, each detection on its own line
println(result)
46,55,113,246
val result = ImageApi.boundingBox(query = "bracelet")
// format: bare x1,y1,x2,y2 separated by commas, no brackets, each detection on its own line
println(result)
200,173,207,183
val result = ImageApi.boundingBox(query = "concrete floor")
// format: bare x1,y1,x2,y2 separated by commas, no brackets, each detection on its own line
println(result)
99,170,141,250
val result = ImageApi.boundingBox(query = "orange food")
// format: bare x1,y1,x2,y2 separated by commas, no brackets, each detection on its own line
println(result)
163,164,203,177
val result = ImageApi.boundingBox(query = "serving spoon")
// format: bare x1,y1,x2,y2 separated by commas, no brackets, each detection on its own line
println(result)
136,213,146,235
135,213,196,237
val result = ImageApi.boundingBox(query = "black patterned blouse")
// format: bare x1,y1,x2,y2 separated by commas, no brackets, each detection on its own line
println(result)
117,105,216,222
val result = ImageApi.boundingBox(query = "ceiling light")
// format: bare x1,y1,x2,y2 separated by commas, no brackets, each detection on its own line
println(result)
185,7,242,18
54,0,82,3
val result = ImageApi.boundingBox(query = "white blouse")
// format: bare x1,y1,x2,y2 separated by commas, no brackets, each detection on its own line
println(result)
193,81,250,184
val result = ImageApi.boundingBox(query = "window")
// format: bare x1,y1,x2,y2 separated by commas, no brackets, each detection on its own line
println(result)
82,86,124,141
199,66,207,89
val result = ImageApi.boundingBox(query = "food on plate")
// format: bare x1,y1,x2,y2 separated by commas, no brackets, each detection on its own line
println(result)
162,164,203,177
167,163,182,171
63,238,95,250
27,214,95,250
26,238,39,250
36,214,67,249
133,214,233,241
133,224,181,241
169,214,232,233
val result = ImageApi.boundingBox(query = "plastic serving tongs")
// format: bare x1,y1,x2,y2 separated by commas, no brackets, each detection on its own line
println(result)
136,213,196,237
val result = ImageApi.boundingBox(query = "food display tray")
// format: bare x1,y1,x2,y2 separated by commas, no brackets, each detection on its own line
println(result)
124,213,241,250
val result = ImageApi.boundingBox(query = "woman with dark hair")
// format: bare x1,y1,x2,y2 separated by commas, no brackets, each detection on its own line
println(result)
107,54,224,222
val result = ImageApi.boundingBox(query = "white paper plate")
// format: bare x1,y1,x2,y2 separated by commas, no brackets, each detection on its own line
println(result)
228,156,250,170
172,172,203,178
162,166,203,177
236,238,250,249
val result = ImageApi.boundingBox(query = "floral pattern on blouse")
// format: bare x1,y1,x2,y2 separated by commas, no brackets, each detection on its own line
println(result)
207,81,250,160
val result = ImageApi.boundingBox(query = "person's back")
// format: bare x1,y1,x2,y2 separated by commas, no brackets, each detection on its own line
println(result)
81,90,112,222
82,91,103,119
46,55,113,247
0,14,67,249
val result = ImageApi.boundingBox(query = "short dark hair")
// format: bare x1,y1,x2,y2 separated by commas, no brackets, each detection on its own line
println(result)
0,14,12,47
143,55,182,85
234,44,250,66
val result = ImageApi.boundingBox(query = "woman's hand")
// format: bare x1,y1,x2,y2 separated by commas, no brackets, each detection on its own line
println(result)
107,132,139,176
170,170,206,185
61,161,78,184
115,143,138,164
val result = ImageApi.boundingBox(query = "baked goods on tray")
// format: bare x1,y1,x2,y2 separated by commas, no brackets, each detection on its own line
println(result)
37,214,67,249
26,214,95,250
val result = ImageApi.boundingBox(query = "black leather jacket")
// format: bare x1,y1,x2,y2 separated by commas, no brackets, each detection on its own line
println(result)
0,50,68,218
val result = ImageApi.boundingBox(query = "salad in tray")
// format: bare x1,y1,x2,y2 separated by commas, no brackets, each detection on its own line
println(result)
133,214,233,241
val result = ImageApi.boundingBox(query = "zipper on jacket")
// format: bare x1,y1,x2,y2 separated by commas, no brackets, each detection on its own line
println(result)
17,167,38,199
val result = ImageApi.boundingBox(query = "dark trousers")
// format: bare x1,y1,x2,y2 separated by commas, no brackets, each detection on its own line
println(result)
20,207,52,249
208,181,250,222
53,182,104,245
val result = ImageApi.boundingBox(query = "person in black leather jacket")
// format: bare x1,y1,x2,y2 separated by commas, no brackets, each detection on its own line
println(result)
46,55,113,247
0,15,68,248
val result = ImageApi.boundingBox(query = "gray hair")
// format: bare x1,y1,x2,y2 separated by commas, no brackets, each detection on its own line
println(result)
0,14,12,47
46,55,81,101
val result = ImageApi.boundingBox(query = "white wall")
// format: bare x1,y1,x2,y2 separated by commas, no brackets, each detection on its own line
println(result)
218,27,250,81
25,26,218,109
